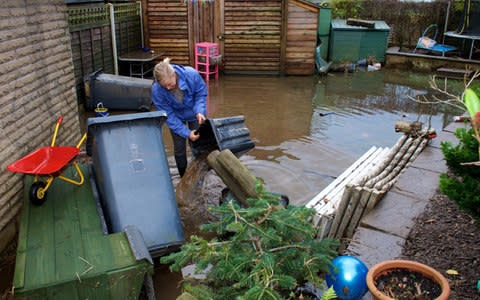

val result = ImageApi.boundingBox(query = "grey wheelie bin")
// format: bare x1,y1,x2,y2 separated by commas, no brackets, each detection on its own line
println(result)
87,111,184,257
85,69,153,112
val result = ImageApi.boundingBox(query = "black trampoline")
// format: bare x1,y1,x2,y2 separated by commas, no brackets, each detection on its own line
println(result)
444,0,480,59
457,0,480,35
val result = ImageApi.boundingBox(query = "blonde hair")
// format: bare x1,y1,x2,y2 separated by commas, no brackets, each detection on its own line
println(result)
154,57,175,85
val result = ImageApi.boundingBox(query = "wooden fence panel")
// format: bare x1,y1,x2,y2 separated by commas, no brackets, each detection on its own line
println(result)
285,0,318,75
146,0,190,65
223,0,282,74
68,3,141,102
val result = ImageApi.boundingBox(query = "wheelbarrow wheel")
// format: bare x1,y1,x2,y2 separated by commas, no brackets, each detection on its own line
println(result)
30,182,47,206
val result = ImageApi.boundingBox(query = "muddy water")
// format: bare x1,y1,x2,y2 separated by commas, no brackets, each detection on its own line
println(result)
2,69,460,299
192,70,458,207
158,69,459,298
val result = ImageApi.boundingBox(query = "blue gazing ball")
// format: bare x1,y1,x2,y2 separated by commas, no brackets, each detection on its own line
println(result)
325,256,369,300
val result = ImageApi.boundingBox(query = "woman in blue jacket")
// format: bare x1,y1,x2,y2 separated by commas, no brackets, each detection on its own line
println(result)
152,58,208,177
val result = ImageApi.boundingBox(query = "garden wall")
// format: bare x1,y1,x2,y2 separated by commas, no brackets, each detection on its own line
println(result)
0,1,81,253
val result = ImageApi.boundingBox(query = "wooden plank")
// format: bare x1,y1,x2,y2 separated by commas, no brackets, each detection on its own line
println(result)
225,20,281,26
286,46,316,52
106,264,150,300
344,188,373,239
286,33,316,41
307,146,378,209
23,177,56,289
77,274,109,299
50,283,80,300
334,186,362,239
225,57,280,62
285,67,314,75
226,38,281,43
226,34,281,40
109,232,137,268
318,147,390,216
288,12,316,21
54,167,86,282
289,0,318,13
366,189,384,211
326,184,355,239
287,23,317,30
13,178,31,290
285,52,315,59
347,18,375,28
225,25,280,30
225,62,280,67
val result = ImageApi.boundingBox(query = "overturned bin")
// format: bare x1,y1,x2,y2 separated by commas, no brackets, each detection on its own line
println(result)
85,69,153,112
87,111,184,257
191,115,255,157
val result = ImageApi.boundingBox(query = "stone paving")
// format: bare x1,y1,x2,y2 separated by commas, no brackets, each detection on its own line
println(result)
344,120,464,299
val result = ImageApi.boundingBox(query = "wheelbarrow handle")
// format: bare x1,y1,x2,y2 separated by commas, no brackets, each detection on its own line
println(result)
51,116,64,147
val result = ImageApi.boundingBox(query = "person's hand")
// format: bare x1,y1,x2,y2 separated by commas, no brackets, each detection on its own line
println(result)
189,130,200,141
196,113,206,125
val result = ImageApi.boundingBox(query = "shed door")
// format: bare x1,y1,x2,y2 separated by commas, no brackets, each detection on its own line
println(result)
145,0,216,66
219,0,283,74
187,2,217,64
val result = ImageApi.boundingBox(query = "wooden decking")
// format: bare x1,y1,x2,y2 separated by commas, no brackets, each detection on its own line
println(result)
385,47,480,73
14,164,152,299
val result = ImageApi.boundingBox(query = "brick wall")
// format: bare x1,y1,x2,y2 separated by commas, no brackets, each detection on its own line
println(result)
0,1,81,253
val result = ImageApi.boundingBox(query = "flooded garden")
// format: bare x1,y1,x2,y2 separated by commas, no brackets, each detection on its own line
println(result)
149,68,462,299
0,67,466,300
166,69,460,206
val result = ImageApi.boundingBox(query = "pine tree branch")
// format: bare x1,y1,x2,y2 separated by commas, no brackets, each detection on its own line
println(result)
228,201,281,242
268,245,311,253
256,204,273,225
275,218,312,236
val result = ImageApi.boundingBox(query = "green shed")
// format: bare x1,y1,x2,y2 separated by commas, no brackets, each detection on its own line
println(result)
318,7,332,60
328,19,390,63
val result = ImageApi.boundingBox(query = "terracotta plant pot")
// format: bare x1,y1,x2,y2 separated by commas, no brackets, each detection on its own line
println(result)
366,260,450,300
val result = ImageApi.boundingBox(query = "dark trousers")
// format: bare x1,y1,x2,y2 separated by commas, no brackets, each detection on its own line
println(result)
169,120,199,177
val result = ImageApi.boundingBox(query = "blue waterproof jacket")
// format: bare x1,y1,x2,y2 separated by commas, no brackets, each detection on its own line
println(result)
152,65,208,139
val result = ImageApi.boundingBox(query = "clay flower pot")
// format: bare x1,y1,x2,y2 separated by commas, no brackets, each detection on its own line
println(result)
366,260,450,300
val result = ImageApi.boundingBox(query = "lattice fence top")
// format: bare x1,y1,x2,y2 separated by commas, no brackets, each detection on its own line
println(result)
114,3,141,21
68,6,109,31
68,3,140,32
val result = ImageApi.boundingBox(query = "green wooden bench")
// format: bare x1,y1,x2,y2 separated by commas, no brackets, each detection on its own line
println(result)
13,164,153,299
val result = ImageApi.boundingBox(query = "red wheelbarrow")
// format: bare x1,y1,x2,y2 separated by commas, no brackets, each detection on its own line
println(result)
6,117,87,205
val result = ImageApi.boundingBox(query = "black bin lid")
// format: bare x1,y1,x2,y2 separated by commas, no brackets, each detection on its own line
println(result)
191,115,255,157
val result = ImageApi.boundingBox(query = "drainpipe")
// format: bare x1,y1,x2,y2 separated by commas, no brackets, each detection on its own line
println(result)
138,1,144,48
109,3,119,75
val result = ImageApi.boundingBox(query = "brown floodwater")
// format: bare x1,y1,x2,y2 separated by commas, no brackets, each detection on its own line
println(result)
2,69,461,299
151,69,459,299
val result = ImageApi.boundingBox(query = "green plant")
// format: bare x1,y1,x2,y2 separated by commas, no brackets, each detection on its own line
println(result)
330,0,363,19
439,173,480,219
161,180,339,300
440,127,480,219
463,88,480,157
441,128,480,177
